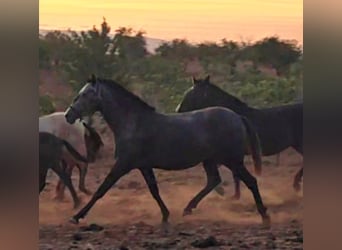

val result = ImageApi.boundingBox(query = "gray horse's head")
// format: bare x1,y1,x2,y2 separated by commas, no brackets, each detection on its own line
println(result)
65,75,102,124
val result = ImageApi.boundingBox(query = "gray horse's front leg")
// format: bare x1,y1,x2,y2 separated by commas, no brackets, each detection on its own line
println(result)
70,161,131,224
139,168,170,230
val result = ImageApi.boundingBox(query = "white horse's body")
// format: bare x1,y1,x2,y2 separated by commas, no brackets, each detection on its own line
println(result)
39,112,90,199
39,112,87,158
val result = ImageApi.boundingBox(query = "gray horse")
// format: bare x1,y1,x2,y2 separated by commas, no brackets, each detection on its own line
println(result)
64,75,270,227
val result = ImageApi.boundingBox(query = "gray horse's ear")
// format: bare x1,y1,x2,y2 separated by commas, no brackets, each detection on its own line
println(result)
90,74,97,83
204,75,210,83
192,76,198,85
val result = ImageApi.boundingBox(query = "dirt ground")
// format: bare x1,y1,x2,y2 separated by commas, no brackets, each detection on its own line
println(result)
39,130,303,250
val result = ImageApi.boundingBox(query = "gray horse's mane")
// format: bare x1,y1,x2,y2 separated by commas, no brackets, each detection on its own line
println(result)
97,78,156,111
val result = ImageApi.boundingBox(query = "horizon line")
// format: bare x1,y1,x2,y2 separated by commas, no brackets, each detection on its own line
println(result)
39,27,302,46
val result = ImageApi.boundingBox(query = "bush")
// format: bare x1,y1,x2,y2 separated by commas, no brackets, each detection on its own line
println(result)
39,95,56,115
39,19,303,112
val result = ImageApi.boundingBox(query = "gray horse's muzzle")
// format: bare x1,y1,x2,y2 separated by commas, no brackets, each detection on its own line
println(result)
65,107,79,124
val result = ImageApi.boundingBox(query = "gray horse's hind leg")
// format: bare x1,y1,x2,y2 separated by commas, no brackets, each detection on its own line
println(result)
232,173,241,200
213,165,226,196
183,161,221,216
140,168,170,230
229,162,270,226
213,171,240,200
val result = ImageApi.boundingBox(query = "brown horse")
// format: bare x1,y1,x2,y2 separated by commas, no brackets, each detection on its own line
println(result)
39,132,88,208
39,112,103,200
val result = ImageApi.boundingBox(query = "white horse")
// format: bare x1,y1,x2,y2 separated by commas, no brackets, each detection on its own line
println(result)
39,112,97,200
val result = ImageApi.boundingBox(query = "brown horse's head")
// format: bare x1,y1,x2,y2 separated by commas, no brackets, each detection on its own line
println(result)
83,122,104,162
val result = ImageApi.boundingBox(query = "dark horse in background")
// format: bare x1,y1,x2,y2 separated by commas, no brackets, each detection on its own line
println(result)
177,76,303,199
39,132,88,208
64,75,270,227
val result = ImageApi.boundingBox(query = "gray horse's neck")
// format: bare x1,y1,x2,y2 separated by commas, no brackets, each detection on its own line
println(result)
99,87,154,137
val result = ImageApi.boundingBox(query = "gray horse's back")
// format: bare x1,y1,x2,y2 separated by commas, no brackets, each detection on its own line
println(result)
148,107,246,167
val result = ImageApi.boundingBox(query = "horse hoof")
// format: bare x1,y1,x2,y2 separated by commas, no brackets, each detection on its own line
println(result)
183,209,193,217
69,217,79,225
262,215,271,228
214,186,225,196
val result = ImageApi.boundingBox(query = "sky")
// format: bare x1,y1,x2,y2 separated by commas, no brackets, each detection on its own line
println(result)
39,0,303,44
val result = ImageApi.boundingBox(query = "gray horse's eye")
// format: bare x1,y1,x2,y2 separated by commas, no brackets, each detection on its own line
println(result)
82,91,92,97
72,95,79,102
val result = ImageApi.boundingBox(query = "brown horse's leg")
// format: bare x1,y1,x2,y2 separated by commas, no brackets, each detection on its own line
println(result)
52,162,80,209
39,168,48,193
234,162,270,226
77,163,92,195
293,167,303,192
70,162,131,224
183,161,221,216
54,162,71,201
293,145,303,192
54,180,65,201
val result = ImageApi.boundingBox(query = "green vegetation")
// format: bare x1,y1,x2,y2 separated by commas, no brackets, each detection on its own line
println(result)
39,18,303,114
39,95,56,115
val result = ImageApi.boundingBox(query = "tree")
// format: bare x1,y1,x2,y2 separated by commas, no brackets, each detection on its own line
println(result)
242,36,302,76
39,37,51,69
111,27,148,82
61,18,118,90
38,18,303,113
113,27,147,59
39,31,76,69
156,39,195,61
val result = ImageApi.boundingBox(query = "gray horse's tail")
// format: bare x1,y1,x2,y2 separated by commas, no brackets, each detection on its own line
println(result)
241,116,262,176
62,140,88,163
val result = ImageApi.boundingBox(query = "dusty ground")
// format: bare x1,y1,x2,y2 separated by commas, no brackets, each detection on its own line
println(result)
39,137,303,250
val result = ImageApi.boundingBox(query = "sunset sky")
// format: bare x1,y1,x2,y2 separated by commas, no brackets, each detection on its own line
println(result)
39,0,302,44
